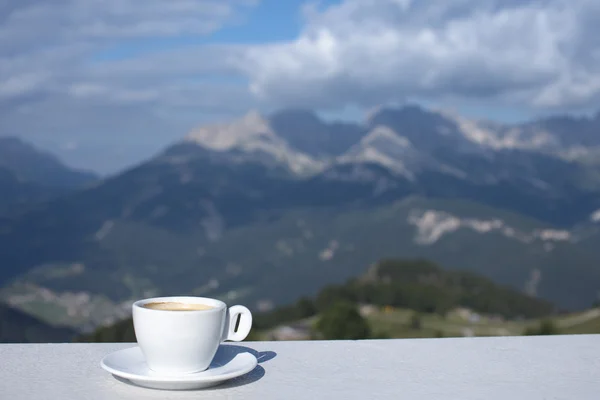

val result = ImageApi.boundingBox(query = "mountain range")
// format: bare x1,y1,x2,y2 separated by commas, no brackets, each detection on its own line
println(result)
1,105,600,333
0,137,97,215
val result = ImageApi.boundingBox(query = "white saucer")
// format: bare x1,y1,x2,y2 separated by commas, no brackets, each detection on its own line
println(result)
101,345,258,390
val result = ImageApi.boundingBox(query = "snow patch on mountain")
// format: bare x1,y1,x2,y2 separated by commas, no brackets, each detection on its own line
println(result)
337,126,416,179
94,220,114,241
534,230,571,241
198,200,224,242
319,240,339,261
186,111,323,175
187,111,271,150
525,268,542,297
408,211,460,244
408,210,571,245
336,125,467,180
442,112,559,151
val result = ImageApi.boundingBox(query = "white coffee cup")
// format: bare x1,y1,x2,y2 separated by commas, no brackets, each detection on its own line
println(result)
132,296,253,375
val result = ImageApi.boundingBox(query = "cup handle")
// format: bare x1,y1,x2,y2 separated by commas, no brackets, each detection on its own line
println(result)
222,305,253,341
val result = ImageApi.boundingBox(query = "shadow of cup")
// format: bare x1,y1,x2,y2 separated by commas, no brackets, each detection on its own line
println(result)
212,344,277,390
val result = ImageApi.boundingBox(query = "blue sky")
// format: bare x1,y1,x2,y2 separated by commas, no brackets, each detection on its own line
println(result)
1,0,599,173
93,0,313,61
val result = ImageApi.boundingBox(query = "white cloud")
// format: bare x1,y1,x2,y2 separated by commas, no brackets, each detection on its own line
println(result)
0,73,49,99
0,0,250,47
2,0,600,174
242,0,600,111
0,0,255,100
0,0,258,173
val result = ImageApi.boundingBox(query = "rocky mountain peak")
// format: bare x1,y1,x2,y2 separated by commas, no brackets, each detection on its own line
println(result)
185,110,274,151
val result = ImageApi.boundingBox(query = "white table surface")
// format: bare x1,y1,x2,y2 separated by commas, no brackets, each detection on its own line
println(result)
1,335,599,399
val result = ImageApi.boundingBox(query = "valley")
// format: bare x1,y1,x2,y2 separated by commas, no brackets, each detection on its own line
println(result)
3,196,600,332
76,259,600,343
1,105,600,337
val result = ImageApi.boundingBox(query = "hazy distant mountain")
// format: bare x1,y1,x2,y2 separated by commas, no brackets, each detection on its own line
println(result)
185,111,324,176
337,125,437,180
269,109,366,157
1,106,600,331
0,137,97,188
368,106,479,154
0,137,99,214
0,166,62,214
531,112,600,148
180,108,600,224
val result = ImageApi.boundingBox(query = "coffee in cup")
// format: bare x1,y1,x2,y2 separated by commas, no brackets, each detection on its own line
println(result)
132,296,253,375
142,302,215,311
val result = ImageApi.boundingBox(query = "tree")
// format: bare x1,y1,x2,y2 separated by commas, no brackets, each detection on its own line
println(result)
371,331,391,339
316,301,371,340
74,318,135,343
246,329,263,341
295,297,317,318
410,312,422,330
524,319,559,336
